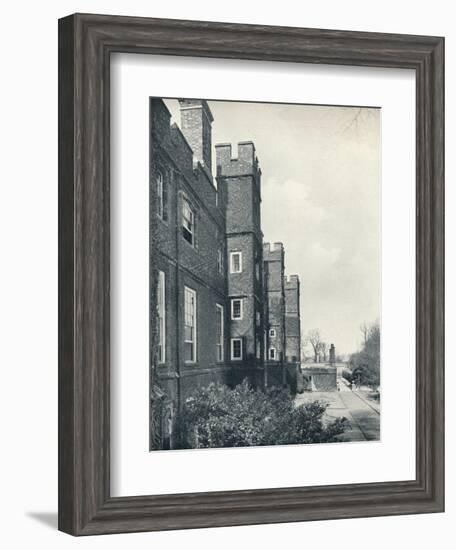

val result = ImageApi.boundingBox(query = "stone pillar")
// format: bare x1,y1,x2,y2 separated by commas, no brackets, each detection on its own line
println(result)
329,344,336,365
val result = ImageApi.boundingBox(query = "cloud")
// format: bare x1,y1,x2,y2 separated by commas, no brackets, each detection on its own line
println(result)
261,173,379,355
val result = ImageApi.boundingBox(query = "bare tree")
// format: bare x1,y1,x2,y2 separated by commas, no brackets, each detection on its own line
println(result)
307,329,322,363
360,322,369,346
319,342,328,362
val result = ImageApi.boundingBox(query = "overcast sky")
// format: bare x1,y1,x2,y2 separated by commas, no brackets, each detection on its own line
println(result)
164,99,380,356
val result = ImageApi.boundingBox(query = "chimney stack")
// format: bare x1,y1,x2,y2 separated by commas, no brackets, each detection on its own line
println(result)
178,99,214,172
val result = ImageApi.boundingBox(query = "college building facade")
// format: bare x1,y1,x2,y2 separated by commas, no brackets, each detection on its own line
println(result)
150,98,301,449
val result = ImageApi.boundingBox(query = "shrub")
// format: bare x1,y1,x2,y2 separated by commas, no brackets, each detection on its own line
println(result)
342,369,353,383
349,322,380,389
178,380,347,449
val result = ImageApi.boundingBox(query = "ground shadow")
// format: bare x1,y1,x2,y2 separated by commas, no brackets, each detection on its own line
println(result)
26,511,58,530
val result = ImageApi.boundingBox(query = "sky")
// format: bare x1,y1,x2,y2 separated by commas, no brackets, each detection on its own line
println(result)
164,99,380,356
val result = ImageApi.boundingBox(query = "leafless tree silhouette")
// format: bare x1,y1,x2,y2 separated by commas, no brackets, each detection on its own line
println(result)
306,329,323,363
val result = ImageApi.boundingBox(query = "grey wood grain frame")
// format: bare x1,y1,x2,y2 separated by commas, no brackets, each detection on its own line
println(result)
58,13,444,536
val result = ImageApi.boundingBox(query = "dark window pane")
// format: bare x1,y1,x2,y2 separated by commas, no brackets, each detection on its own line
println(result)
184,342,193,362
183,226,193,244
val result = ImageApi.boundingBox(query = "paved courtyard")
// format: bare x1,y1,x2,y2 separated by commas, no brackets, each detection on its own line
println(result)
295,383,380,442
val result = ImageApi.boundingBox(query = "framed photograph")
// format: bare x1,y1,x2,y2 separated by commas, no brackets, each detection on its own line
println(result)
58,13,444,535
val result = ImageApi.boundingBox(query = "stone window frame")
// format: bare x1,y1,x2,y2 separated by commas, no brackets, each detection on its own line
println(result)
230,338,243,361
156,169,169,223
157,270,166,363
230,251,242,273
217,248,224,275
231,298,243,320
156,170,164,219
184,286,197,363
182,195,196,247
269,347,277,360
269,328,276,338
216,303,224,362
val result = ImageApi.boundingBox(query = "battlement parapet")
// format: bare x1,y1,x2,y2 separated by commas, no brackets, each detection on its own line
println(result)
263,242,284,261
215,141,261,180
284,274,300,288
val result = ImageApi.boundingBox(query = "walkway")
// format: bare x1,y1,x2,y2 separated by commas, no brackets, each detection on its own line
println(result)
295,388,380,442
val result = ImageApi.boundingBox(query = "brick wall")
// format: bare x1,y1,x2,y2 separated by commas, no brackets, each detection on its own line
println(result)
150,98,230,448
284,274,301,363
301,367,338,392
264,242,286,361
217,140,265,368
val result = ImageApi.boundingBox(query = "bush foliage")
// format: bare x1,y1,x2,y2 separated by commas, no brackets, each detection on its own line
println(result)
178,380,347,449
348,321,380,389
342,369,353,383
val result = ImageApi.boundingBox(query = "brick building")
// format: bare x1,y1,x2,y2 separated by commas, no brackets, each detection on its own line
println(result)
284,274,301,364
216,140,265,380
263,242,286,363
150,98,302,449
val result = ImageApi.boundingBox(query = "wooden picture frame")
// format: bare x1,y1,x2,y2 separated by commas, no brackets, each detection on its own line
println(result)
58,13,444,535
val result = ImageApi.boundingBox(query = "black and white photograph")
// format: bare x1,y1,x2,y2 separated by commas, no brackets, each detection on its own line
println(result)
0,0,448,544
149,97,381,451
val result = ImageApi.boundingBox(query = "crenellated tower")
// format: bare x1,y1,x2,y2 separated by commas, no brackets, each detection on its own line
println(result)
216,141,264,367
263,242,286,362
